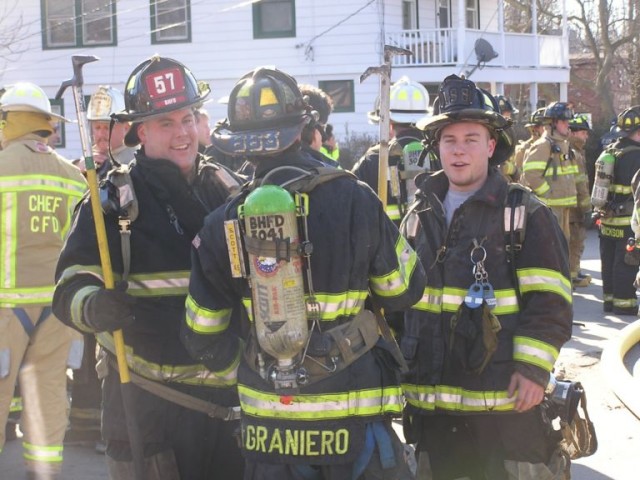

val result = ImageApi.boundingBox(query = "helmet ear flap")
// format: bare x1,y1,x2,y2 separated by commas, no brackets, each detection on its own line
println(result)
490,126,516,165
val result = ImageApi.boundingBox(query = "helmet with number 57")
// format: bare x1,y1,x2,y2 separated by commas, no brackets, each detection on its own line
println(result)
113,55,210,146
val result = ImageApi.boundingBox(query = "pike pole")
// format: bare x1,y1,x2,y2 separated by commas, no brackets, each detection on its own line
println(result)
360,46,412,373
360,45,412,209
56,55,147,480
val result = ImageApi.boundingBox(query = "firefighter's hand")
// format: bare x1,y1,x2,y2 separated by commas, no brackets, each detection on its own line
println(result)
508,371,544,412
634,269,640,289
83,282,136,332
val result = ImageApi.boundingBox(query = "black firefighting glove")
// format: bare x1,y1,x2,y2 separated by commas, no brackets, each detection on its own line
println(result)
83,282,136,332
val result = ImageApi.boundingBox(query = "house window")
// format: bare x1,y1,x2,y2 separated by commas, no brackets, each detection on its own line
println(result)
151,0,191,44
437,0,450,29
42,0,116,49
49,99,66,149
253,0,296,39
466,0,479,29
402,0,417,30
318,80,354,113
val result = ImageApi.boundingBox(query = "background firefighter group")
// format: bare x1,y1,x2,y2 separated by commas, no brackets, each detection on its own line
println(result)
1,63,639,479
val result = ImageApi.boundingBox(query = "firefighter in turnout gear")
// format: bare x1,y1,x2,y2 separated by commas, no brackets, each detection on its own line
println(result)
0,82,87,480
522,102,578,242
513,107,548,181
52,56,245,479
401,75,573,479
299,84,340,168
568,115,593,288
352,76,439,226
184,66,426,479
73,86,137,177
592,106,640,315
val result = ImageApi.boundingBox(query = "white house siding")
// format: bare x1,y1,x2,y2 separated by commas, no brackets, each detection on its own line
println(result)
1,0,397,158
0,0,566,160
479,0,500,31
417,1,438,28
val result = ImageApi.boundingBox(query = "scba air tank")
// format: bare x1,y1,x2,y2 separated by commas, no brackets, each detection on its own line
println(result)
242,185,309,367
591,152,615,209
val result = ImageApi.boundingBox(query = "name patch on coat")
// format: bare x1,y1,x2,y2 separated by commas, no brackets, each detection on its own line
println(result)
241,418,364,464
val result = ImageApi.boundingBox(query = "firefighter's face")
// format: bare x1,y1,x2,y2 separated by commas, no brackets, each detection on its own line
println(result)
91,121,129,163
554,119,571,136
138,108,198,176
438,122,495,192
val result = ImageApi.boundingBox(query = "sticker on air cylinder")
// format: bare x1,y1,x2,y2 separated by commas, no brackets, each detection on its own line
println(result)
254,257,279,277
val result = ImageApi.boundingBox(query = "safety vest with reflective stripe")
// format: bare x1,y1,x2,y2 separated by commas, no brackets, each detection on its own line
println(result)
0,137,86,308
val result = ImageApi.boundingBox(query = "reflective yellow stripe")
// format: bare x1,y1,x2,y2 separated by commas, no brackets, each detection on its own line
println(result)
402,384,516,412
385,203,401,221
533,183,550,196
10,396,22,412
370,235,418,297
600,216,631,226
1,192,18,290
513,336,558,371
411,286,519,316
185,294,231,334
127,271,190,296
542,196,577,207
57,265,105,286
0,286,54,307
523,160,548,171
309,291,367,320
238,384,402,420
70,285,99,333
96,332,239,386
22,442,63,463
611,184,632,194
517,268,572,303
613,298,637,308
242,291,368,323
57,265,190,296
0,174,86,193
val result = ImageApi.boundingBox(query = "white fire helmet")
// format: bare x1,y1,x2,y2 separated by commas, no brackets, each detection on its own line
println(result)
367,76,431,125
87,86,126,121
0,82,70,122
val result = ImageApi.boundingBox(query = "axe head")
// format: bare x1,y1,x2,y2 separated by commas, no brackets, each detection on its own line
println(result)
360,65,389,84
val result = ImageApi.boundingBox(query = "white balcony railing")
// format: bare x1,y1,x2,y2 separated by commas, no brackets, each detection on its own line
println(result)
387,28,568,69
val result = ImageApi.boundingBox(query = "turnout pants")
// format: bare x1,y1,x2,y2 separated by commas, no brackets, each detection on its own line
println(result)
549,206,571,245
568,208,587,278
67,333,101,440
414,411,568,480
0,306,79,479
599,227,639,313
101,362,244,480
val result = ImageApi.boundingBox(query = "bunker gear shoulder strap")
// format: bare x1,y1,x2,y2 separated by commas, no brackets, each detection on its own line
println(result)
504,183,542,305
101,163,139,281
